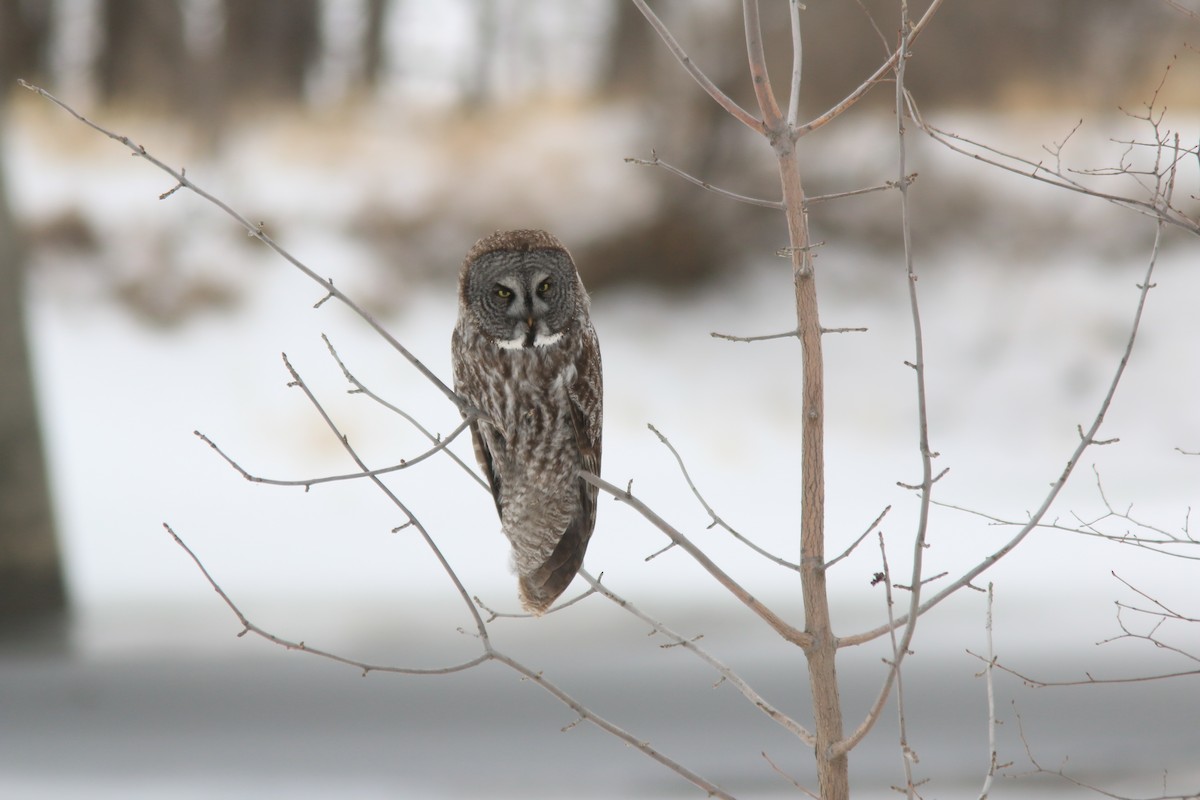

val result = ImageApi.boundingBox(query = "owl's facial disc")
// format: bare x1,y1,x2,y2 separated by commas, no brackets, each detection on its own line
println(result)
491,273,565,351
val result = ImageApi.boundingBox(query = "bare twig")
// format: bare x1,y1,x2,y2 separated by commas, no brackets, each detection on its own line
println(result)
16,79,471,415
628,0,765,134
977,583,1000,800
909,95,1200,237
648,424,801,572
824,505,891,570
173,355,736,799
321,335,488,489
883,532,919,796
193,418,473,490
841,211,1170,649
1014,706,1200,799
785,0,804,129
763,750,820,799
711,329,798,343
580,469,812,649
794,0,946,138
161,523,491,675
834,6,932,761
625,152,783,209
580,570,816,745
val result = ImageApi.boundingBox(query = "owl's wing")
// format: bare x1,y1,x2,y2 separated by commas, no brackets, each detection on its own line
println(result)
452,324,506,518
468,420,505,519
519,327,603,614
569,324,603,533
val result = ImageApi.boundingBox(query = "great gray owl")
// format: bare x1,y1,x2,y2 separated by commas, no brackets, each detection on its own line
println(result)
451,229,603,615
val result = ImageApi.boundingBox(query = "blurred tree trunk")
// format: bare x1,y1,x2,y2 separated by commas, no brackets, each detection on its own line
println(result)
0,105,67,627
362,0,391,89
96,0,187,109
599,0,656,97
221,0,320,104
0,0,53,92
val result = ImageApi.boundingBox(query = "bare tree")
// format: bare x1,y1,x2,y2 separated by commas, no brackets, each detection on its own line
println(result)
17,0,1200,796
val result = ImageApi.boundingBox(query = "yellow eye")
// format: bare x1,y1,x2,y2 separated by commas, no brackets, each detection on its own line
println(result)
495,286,513,299
536,280,552,295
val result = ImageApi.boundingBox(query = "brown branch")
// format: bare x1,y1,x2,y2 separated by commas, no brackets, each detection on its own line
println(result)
742,0,783,129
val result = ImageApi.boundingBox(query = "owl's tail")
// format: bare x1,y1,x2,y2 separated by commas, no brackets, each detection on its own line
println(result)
517,521,589,616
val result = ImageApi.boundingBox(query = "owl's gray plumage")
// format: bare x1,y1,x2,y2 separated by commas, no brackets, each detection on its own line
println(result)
451,229,603,615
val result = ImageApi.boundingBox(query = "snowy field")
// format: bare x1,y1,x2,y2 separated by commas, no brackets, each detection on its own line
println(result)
3,96,1199,798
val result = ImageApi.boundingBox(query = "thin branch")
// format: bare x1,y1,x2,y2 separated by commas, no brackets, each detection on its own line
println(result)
711,329,798,343
161,523,490,675
580,469,813,649
473,585,599,621
16,79,471,415
489,650,736,800
804,176,915,207
785,0,804,129
742,0,783,129
763,750,820,798
163,520,732,797
834,6,932,759
824,505,891,570
194,418,473,489
628,0,765,134
794,0,946,138
281,353,489,635
322,335,488,490
833,533,912,759
977,583,1000,800
580,570,816,746
883,532,920,796
1015,706,1200,799
841,213,1169,649
648,424,801,572
909,98,1200,237
625,152,783,209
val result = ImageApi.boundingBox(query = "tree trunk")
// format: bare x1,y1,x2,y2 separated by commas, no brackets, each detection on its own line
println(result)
777,140,848,800
0,104,67,628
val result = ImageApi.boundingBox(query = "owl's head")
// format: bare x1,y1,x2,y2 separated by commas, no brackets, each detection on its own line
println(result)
459,229,588,350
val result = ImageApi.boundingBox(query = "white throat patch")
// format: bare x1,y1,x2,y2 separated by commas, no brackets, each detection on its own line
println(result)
496,330,566,350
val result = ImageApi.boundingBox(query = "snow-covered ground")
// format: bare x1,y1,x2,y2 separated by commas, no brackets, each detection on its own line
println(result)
4,98,1199,798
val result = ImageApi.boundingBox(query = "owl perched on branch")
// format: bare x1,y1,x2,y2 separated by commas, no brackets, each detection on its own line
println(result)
451,229,603,615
